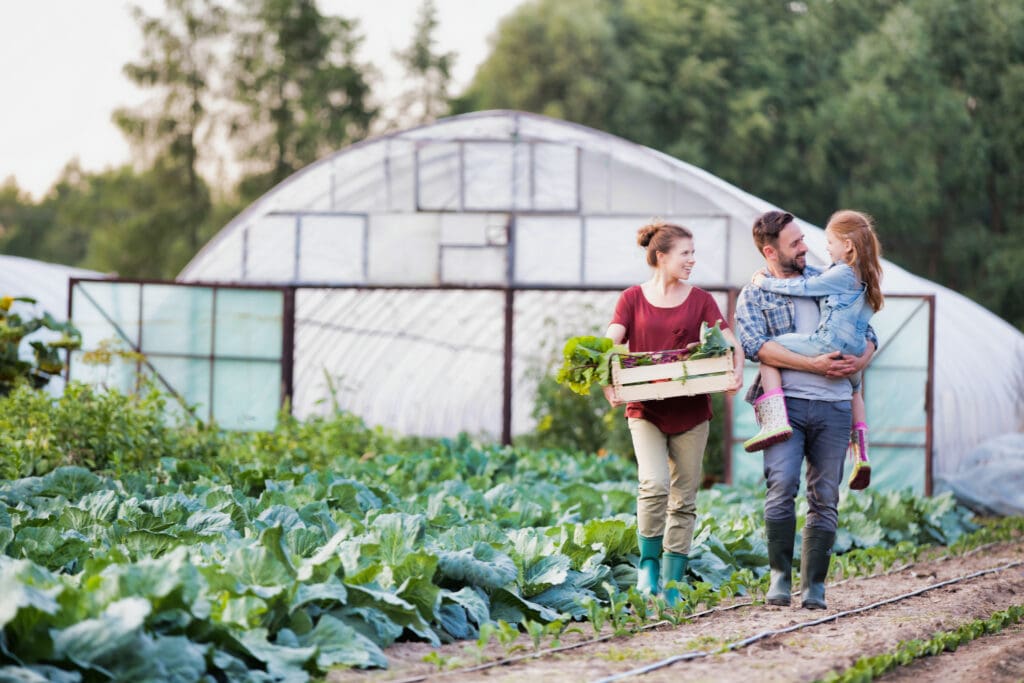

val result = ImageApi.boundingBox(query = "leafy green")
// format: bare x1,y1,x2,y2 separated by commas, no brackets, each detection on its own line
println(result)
554,336,615,395
686,320,732,360
0,399,990,678
296,614,387,669
436,542,517,590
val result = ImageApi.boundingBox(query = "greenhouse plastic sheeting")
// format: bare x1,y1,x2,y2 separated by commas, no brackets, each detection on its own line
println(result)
163,110,1021,479
68,280,286,431
935,433,1024,516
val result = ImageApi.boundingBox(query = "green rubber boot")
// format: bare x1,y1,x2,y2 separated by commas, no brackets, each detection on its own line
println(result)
800,527,836,610
636,535,662,596
662,552,688,607
765,517,796,606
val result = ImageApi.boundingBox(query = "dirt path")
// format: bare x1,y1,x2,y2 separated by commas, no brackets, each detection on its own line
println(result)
336,540,1024,683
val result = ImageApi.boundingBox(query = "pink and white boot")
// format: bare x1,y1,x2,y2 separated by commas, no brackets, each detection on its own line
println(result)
847,422,871,490
743,388,793,452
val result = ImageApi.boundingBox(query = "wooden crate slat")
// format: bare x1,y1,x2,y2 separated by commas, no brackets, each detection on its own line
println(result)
611,349,734,402
614,355,732,384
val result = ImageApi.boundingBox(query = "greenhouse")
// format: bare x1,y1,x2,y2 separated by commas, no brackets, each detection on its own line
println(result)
66,110,1024,495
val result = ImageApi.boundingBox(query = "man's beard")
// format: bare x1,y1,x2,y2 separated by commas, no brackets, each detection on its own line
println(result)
778,253,806,275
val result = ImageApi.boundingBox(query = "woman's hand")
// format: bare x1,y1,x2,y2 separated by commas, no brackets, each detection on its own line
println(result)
725,366,745,395
603,384,623,407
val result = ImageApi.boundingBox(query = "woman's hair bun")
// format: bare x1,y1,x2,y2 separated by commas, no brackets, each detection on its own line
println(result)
637,221,663,247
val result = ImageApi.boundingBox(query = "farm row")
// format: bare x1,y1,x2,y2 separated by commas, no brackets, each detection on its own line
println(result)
0,384,985,680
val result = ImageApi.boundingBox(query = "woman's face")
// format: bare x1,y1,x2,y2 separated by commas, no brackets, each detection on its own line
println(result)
657,237,696,281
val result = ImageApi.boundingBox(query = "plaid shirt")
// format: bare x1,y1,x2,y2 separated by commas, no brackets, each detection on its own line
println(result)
735,265,879,403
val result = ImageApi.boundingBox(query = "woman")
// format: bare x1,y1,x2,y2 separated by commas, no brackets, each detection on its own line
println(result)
604,221,744,605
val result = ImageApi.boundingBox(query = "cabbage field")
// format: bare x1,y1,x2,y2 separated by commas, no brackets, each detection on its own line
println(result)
0,384,983,681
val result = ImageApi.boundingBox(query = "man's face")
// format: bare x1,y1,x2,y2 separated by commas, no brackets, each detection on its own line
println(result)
774,222,808,275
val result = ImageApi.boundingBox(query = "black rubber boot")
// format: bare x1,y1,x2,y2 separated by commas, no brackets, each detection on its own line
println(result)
800,527,836,610
765,517,796,606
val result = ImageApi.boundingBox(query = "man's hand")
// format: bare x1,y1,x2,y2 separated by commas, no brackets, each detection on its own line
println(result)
825,341,875,378
823,352,863,378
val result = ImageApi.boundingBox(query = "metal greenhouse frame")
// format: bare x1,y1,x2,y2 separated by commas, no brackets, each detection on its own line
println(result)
67,276,936,493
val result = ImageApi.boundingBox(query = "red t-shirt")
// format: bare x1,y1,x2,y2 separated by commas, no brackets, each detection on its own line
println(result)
610,285,729,435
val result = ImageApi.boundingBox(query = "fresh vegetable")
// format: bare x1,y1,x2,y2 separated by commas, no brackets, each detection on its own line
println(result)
687,320,732,360
554,320,732,395
555,336,616,396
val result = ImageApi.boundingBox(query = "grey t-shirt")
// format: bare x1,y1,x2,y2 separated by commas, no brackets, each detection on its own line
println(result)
780,297,853,402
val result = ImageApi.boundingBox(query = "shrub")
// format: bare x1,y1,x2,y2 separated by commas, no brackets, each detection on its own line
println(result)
0,296,81,396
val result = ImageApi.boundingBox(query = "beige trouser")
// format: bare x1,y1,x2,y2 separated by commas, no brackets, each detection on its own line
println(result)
628,417,710,555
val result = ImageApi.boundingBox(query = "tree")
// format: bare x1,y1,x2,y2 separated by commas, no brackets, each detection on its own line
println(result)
228,0,377,202
35,163,181,278
114,0,227,258
86,164,213,278
818,0,1024,319
453,0,638,133
391,0,456,127
456,0,1024,328
0,177,56,262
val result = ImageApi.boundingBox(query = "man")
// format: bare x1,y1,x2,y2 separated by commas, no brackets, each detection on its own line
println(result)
735,210,877,610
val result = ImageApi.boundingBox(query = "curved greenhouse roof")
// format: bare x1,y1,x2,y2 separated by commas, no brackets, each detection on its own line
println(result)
179,110,1023,487
0,255,101,321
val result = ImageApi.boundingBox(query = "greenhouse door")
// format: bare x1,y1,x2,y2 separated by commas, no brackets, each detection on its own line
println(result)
729,294,935,495
67,278,293,431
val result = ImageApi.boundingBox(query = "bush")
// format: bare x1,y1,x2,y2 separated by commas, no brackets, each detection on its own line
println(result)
0,382,220,479
0,380,432,480
0,296,81,395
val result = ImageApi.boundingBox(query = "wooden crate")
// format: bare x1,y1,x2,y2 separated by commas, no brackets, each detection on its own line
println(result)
611,349,735,402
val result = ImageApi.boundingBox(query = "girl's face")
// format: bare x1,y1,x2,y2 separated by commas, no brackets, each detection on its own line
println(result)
825,228,853,265
657,237,696,281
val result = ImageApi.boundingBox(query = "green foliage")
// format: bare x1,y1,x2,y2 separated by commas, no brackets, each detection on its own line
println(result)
392,0,455,126
228,0,377,202
452,0,633,130
0,382,216,479
0,297,81,397
0,179,57,261
516,373,633,458
687,321,732,360
26,161,214,279
555,335,615,396
819,604,1024,683
460,0,1024,329
113,0,226,262
0,382,1013,679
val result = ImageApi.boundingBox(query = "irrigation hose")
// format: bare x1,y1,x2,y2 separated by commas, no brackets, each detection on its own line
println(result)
593,559,1024,682
388,594,755,683
387,546,1020,683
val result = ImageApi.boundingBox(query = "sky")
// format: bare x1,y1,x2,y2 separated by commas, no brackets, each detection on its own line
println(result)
0,0,526,199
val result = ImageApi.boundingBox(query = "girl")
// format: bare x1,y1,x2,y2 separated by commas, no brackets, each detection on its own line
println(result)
604,221,744,604
743,210,884,490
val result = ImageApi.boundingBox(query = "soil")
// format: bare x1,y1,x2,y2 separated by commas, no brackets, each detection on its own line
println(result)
333,539,1024,683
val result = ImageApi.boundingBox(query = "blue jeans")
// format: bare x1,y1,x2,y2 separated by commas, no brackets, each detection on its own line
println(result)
763,397,851,532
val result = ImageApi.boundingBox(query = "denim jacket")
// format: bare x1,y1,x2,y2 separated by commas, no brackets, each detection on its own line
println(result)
736,264,879,403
